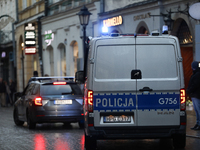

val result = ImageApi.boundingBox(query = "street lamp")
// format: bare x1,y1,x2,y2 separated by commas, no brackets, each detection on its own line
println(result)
77,5,91,79
21,42,24,89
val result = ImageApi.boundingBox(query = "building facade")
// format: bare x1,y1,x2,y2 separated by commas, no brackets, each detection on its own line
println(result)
41,0,99,76
0,0,16,82
13,0,199,93
15,0,45,91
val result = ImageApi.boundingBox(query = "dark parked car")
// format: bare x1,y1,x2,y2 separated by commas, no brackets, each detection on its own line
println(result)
13,76,84,129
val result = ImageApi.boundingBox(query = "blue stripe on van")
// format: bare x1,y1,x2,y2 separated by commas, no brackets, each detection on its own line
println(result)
138,93,180,111
93,93,136,111
93,93,180,112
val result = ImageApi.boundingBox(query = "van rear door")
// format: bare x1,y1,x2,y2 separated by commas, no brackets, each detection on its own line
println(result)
136,37,181,126
92,38,137,127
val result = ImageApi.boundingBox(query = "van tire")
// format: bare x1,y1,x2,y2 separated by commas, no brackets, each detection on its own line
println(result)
85,133,97,150
173,134,186,149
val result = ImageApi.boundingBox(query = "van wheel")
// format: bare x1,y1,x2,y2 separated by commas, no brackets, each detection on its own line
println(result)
173,134,186,149
27,110,36,129
85,133,97,150
13,108,24,126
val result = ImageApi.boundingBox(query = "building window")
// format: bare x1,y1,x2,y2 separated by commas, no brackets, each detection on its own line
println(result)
61,0,72,10
49,5,59,15
32,0,36,5
111,30,119,33
137,26,148,34
177,20,192,45
73,42,78,75
60,45,66,76
49,49,54,76
23,0,27,9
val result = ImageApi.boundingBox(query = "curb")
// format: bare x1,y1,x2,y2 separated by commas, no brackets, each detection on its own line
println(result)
186,134,200,139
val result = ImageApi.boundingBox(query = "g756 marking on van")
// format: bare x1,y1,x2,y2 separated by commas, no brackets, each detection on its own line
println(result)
158,98,178,105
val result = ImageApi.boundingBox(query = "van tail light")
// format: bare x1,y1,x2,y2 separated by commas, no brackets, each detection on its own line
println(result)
180,89,186,111
87,90,93,112
34,97,43,106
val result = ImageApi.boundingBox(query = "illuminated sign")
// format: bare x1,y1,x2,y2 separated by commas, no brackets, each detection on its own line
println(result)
25,31,36,39
103,16,123,27
25,41,36,45
25,47,36,54
45,30,54,46
25,23,36,48
25,23,35,30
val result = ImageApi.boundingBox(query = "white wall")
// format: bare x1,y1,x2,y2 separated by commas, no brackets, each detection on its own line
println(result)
42,2,99,76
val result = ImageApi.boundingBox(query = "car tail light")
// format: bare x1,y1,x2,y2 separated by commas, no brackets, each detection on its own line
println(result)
53,82,66,85
34,97,42,106
87,90,93,112
180,89,186,111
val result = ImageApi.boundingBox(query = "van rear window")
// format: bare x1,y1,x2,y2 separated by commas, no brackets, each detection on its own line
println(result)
137,45,177,79
95,45,135,79
95,45,177,79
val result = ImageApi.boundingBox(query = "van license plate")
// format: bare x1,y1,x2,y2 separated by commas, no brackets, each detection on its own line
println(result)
54,100,72,105
104,115,131,123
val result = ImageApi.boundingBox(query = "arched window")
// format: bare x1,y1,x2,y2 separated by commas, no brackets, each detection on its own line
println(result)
177,20,192,45
59,44,66,76
111,30,119,33
137,26,148,34
47,46,54,76
73,42,78,74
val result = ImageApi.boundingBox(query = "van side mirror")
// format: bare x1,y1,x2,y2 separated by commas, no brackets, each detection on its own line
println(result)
75,71,85,83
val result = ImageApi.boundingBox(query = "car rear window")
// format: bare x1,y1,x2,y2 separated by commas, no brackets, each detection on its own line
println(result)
40,84,82,95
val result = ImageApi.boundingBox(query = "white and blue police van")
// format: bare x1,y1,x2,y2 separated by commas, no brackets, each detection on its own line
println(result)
79,30,186,150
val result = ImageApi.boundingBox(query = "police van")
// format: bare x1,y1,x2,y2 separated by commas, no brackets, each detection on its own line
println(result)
78,30,186,150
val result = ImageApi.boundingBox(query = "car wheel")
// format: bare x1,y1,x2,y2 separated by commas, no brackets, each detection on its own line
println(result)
85,133,97,150
78,121,84,128
27,110,36,129
173,134,186,149
13,108,24,126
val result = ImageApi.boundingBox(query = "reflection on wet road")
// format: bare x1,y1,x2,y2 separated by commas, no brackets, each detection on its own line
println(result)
1,107,200,150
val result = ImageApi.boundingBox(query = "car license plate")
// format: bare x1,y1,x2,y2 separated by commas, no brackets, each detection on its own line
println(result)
103,115,131,123
54,100,72,105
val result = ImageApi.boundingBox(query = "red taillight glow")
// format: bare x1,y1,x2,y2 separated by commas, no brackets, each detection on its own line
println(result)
181,122,186,125
180,89,186,111
53,82,66,85
88,90,93,112
88,124,94,127
34,97,42,106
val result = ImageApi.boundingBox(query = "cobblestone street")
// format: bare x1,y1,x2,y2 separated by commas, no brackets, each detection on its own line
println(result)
0,106,200,150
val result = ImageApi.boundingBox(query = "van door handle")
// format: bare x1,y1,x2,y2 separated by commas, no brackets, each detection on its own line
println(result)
139,87,153,92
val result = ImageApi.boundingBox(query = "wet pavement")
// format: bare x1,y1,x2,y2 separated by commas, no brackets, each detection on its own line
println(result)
186,106,200,139
0,105,200,150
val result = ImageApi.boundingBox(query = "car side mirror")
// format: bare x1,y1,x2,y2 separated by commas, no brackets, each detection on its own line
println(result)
75,71,85,84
